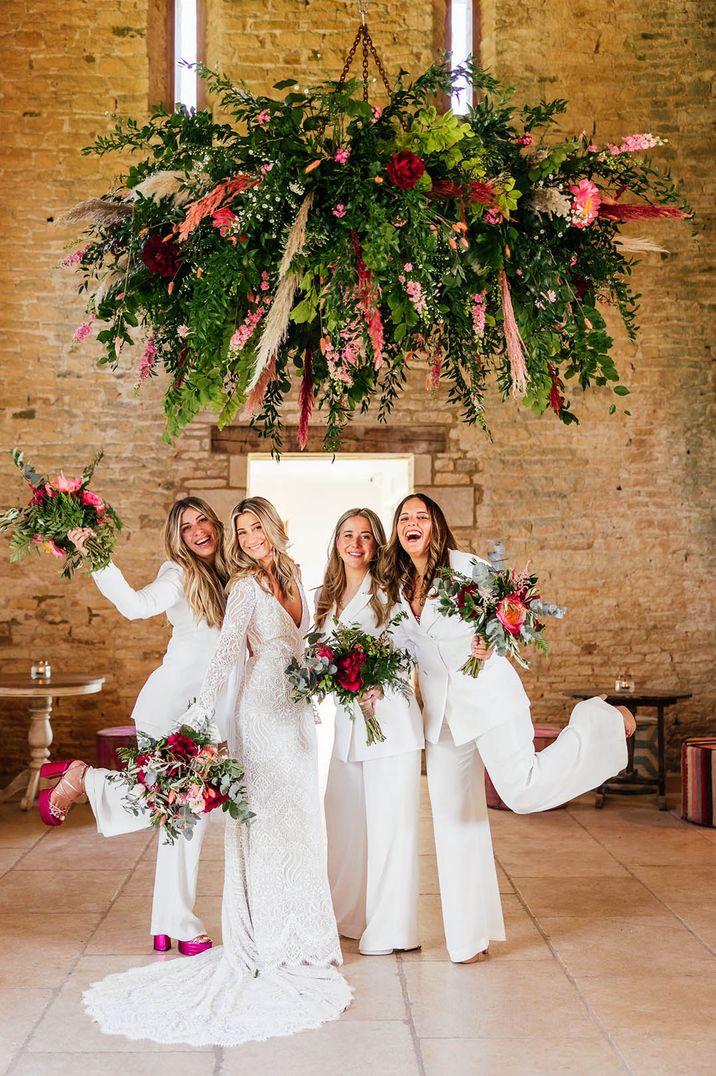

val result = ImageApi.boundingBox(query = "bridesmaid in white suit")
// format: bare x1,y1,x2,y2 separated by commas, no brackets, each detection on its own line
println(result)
41,497,233,956
318,509,424,956
382,493,636,964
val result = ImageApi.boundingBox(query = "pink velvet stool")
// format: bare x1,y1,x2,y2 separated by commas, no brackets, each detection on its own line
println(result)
95,725,137,771
485,723,565,811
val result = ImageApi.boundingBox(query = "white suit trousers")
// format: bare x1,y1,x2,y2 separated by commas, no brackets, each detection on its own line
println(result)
426,697,628,962
325,750,421,953
84,767,208,941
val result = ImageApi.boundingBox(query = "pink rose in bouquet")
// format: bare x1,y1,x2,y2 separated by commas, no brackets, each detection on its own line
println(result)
496,595,528,636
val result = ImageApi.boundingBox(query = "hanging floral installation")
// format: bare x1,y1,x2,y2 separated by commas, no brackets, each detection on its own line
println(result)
63,47,689,450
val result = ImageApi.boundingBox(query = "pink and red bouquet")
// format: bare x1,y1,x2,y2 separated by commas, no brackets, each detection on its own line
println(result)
436,542,566,677
110,719,253,844
286,620,413,746
0,448,122,579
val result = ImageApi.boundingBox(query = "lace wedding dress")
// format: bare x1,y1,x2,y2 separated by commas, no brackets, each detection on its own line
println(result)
83,576,351,1046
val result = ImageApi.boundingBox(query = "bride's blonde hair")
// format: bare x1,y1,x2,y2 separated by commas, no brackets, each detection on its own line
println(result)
315,507,388,629
163,497,230,629
227,496,299,597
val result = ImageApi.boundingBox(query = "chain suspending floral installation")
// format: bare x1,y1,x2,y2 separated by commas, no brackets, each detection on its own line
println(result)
62,48,689,451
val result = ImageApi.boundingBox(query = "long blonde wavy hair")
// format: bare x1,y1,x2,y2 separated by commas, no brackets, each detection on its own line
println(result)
163,497,230,629
381,492,458,605
315,507,388,629
227,496,299,597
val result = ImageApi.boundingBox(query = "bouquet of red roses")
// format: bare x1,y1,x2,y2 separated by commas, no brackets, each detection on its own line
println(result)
109,718,253,844
435,542,565,677
0,448,122,579
286,619,413,746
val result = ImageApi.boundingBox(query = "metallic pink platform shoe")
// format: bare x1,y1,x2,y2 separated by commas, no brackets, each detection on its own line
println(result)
153,934,172,952
38,760,87,826
177,935,213,956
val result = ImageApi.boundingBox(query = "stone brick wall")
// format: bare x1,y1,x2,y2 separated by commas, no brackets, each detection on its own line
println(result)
0,0,712,776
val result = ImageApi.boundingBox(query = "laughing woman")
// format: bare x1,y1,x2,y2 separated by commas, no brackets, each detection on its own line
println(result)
382,492,635,965
317,509,424,956
40,497,233,956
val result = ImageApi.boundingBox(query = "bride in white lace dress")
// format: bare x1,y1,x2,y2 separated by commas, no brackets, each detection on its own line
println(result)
83,497,352,1045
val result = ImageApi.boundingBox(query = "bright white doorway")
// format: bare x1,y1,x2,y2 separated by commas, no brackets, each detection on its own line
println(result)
247,454,413,794
247,455,413,591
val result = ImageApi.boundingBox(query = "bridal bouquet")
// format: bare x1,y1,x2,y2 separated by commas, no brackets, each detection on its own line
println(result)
286,620,414,746
0,449,122,579
435,542,566,677
109,719,253,844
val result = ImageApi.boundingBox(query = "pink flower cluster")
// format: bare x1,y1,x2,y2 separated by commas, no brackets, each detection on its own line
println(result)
320,318,364,386
484,208,501,225
61,245,89,269
471,292,487,336
334,148,351,164
608,132,663,156
256,109,271,128
516,133,533,147
73,315,95,342
569,178,601,228
332,204,346,218
398,264,427,316
229,274,272,353
136,337,158,384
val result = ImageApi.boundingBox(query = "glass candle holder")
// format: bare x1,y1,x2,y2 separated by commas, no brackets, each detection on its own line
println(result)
614,671,634,692
30,659,52,680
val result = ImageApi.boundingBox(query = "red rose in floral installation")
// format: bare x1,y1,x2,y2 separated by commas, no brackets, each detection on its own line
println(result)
166,732,199,761
142,233,181,278
496,595,528,636
386,151,426,190
316,644,334,661
202,785,229,813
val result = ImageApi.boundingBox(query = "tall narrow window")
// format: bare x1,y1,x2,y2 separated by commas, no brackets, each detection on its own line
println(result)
450,0,474,115
173,0,199,109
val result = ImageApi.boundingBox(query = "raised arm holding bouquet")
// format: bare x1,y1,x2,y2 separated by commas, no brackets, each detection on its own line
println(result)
0,448,121,577
435,540,566,677
37,497,235,958
382,492,635,966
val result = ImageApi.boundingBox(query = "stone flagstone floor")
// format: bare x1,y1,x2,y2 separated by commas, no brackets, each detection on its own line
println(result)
1,780,715,1076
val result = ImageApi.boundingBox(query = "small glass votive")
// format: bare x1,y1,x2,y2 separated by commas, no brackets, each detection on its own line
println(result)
614,671,634,692
30,659,52,680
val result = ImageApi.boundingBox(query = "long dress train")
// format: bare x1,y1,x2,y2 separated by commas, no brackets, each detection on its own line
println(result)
83,575,351,1046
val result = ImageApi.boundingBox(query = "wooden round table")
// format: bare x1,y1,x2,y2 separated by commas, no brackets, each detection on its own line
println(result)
0,673,105,810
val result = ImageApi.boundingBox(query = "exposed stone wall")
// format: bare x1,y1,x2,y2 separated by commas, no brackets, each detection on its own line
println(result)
0,0,712,776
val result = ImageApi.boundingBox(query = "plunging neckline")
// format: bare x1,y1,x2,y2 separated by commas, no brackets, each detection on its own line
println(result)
266,576,304,630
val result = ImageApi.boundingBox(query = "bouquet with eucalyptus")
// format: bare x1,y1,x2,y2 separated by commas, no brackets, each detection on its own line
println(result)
109,718,253,844
436,542,566,677
286,618,413,746
0,449,122,579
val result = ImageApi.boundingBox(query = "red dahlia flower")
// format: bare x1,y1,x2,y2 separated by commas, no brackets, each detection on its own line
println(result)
386,151,426,190
142,233,181,278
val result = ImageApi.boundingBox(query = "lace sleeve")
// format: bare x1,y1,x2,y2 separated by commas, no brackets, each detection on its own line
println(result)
182,579,256,738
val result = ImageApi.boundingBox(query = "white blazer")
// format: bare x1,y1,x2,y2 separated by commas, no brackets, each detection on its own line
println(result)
397,549,531,746
318,573,424,763
92,560,237,741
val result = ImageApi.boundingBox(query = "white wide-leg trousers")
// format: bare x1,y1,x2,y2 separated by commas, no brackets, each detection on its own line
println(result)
84,767,208,941
325,749,421,953
426,697,628,962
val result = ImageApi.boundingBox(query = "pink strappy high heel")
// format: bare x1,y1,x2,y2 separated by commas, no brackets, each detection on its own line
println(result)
38,760,87,826
153,934,213,955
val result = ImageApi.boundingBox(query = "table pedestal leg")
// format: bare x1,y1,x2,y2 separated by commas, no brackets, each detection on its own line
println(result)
21,696,53,810
0,769,31,804
657,703,667,810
